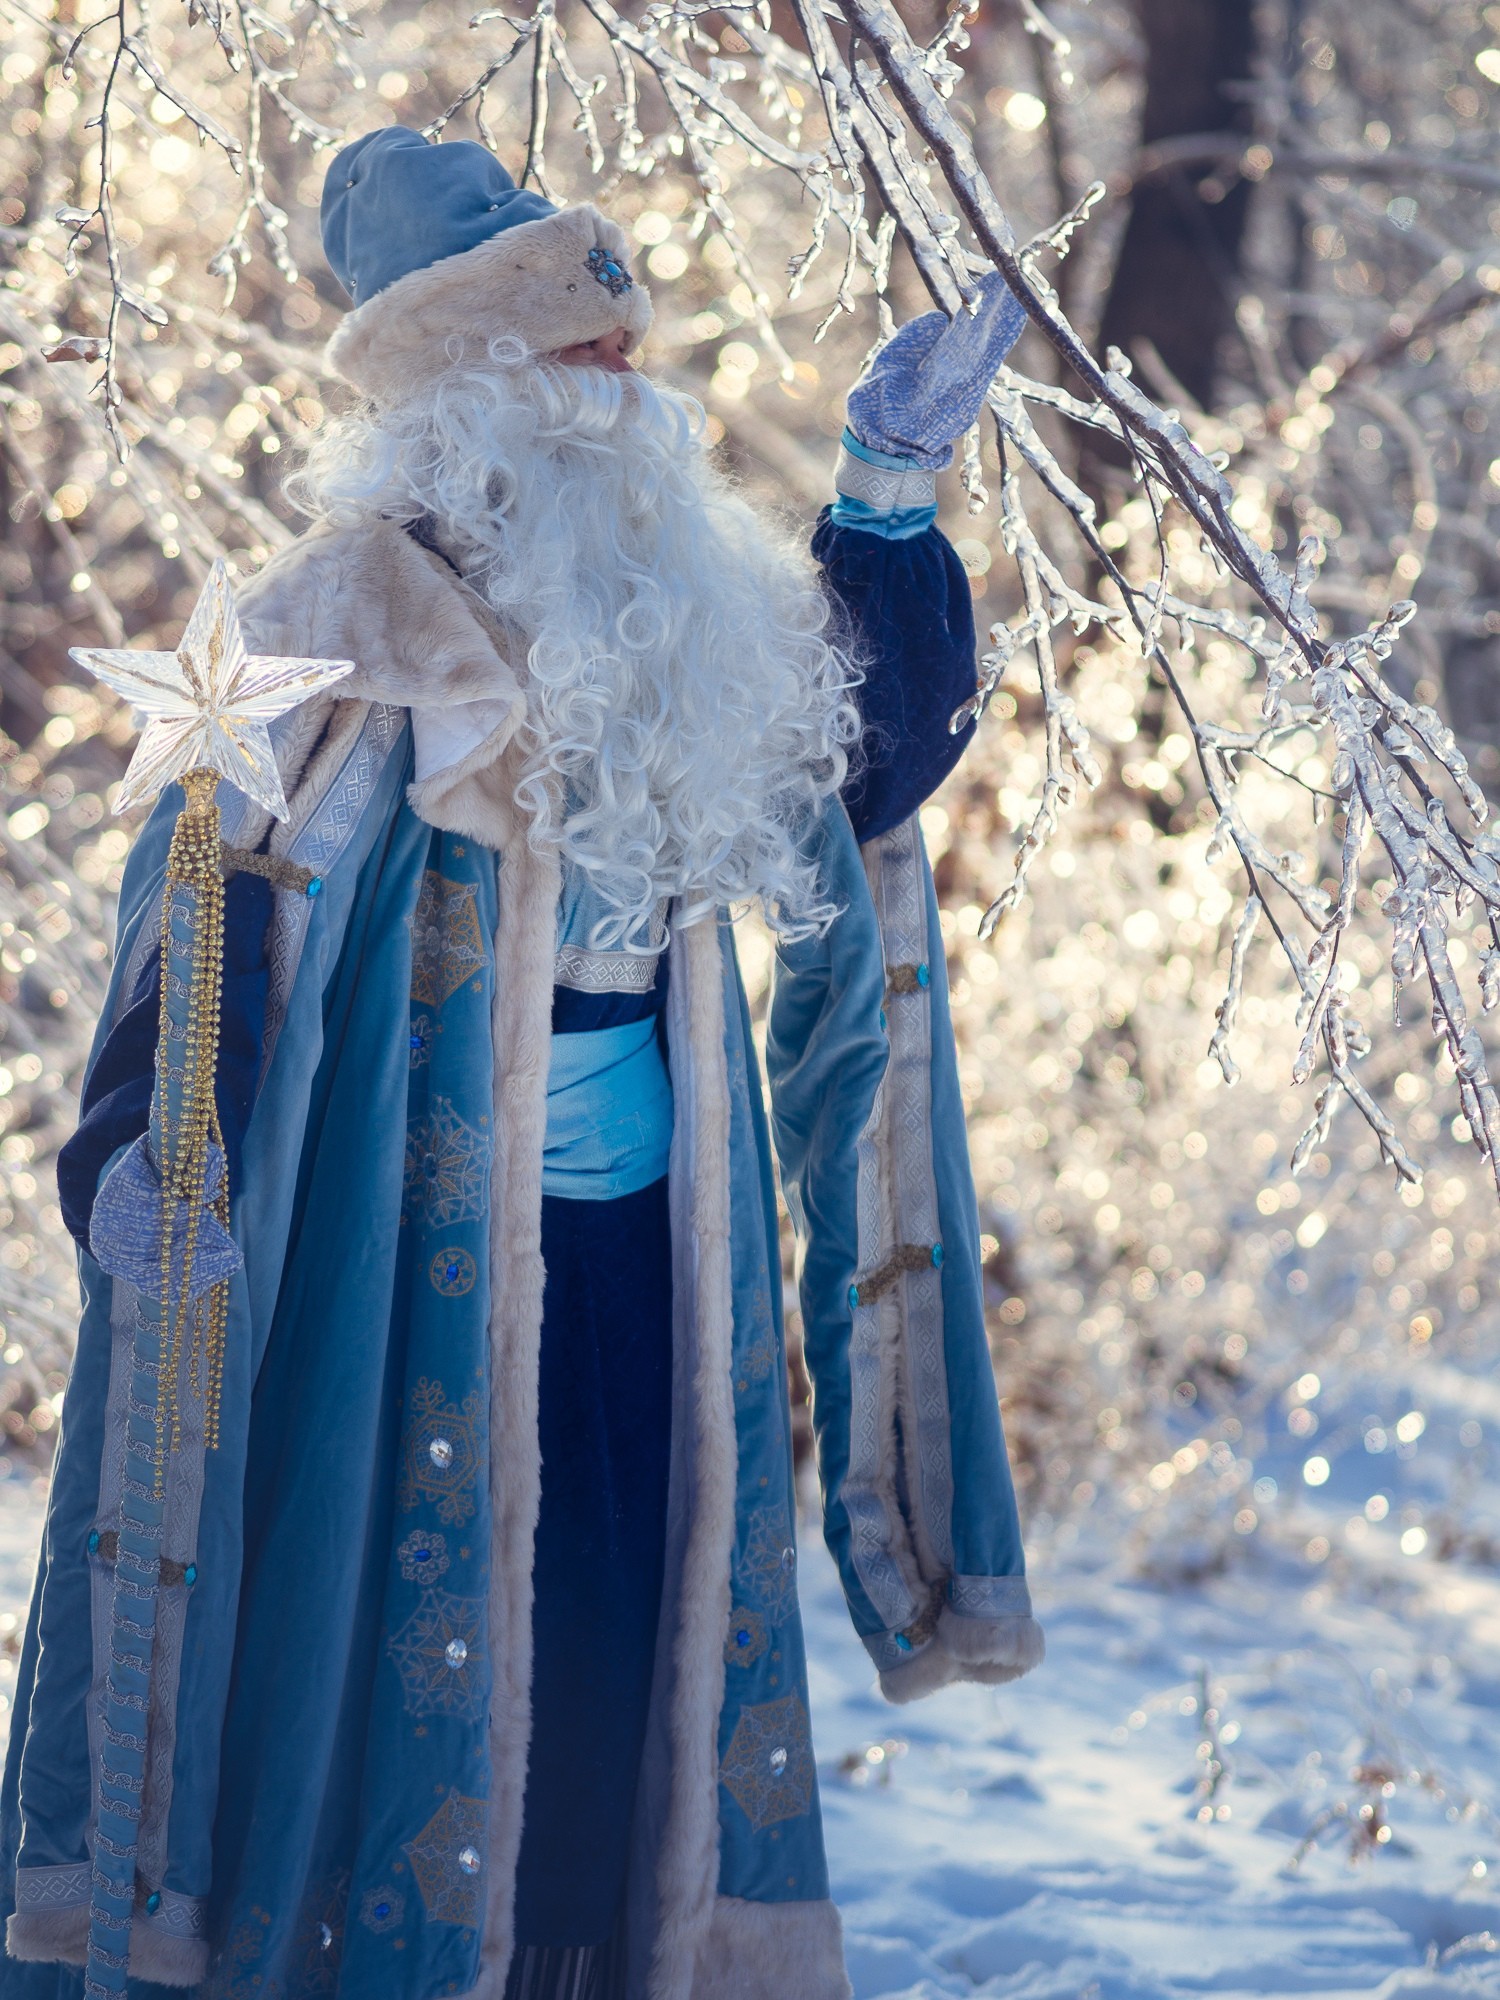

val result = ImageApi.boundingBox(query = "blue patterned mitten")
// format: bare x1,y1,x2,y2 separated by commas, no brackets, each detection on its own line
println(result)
845,271,1027,470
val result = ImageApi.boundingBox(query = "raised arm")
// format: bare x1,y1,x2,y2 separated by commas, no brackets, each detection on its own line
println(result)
820,275,1026,844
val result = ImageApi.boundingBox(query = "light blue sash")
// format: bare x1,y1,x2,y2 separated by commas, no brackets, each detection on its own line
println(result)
542,1016,673,1200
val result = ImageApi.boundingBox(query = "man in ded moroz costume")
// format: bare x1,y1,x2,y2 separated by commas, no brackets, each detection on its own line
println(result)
0,126,1041,2000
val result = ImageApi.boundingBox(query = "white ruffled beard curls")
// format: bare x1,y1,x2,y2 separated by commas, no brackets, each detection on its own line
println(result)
289,342,861,948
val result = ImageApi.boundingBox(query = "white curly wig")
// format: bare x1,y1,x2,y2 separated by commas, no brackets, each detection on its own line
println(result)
288,345,861,946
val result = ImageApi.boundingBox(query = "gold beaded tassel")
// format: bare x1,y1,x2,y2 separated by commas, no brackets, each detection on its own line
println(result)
68,561,357,1492
151,768,231,1480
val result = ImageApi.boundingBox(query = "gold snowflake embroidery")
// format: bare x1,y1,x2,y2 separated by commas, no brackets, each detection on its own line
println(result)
403,1789,485,1928
429,1246,478,1298
724,1605,769,1669
404,1098,491,1230
410,872,485,1006
291,1872,349,1994
398,1377,482,1525
387,1590,485,1719
740,1503,798,1623
720,1694,815,1831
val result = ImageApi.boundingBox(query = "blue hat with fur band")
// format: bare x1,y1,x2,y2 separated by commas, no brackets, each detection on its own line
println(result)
321,126,653,402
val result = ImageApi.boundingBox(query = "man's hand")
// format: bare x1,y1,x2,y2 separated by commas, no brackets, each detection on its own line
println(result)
845,273,1027,471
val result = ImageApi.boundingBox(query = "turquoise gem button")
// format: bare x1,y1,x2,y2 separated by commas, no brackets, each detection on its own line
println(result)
847,1283,859,1310
87,1530,100,1554
916,963,930,988
879,1009,887,1031
184,1564,198,1587
930,1243,944,1269
145,1892,161,1914
306,877,323,898
894,1633,913,1653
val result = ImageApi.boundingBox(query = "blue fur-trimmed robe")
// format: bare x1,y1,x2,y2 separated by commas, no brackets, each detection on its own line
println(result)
0,513,1039,2000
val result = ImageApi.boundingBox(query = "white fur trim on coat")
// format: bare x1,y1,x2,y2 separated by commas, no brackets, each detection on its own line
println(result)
878,1605,1045,1706
6,1907,208,1988
476,824,561,1987
237,518,532,852
648,915,740,2000
690,1895,852,2000
325,203,654,403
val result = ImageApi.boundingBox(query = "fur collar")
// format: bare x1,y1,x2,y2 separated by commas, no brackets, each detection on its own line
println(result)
238,519,536,851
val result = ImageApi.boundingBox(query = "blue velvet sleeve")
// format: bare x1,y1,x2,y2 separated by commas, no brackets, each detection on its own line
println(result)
813,508,978,844
55,872,274,1247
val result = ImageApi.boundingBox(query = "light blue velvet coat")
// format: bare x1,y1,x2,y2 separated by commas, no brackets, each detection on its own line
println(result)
0,592,1034,2000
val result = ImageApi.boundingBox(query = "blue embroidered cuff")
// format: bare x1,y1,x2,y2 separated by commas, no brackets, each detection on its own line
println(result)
833,429,940,541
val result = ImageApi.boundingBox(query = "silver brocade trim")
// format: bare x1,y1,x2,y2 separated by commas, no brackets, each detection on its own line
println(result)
15,1864,206,1940
86,1281,139,1855
89,1278,213,1894
139,1299,211,1888
15,1862,91,1908
260,702,403,1076
870,817,956,1577
949,1573,1033,1619
553,942,661,995
833,446,937,516
842,866,922,1637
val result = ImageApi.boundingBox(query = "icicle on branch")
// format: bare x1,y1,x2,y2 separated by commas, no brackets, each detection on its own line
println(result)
816,0,1500,1196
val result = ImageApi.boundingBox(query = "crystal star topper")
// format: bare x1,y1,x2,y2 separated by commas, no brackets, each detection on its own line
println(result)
71,560,355,821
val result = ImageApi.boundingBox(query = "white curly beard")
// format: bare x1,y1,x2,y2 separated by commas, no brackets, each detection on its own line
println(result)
289,349,860,947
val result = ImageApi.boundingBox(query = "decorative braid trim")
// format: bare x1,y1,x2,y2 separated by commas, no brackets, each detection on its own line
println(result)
220,842,316,895
884,962,927,997
833,445,937,515
88,1530,193,1588
553,942,659,995
849,1242,939,1308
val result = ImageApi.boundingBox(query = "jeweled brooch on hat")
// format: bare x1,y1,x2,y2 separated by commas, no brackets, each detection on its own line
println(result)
587,246,633,298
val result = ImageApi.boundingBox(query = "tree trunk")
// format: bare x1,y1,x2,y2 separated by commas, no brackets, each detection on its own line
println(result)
1096,0,1259,417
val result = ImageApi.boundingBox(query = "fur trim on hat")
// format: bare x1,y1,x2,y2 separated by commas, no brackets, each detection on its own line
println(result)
325,202,653,403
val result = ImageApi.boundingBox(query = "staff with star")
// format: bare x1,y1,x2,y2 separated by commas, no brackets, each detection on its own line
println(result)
67,559,352,2000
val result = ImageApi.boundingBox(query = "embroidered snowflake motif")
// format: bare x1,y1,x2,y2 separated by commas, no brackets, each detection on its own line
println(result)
387,1590,485,1719
720,1694,815,1831
429,1246,478,1298
292,1872,349,1993
403,1790,485,1928
409,871,485,1006
740,1324,776,1387
724,1605,768,1669
404,1098,491,1230
358,1885,405,1934
206,1906,274,2000
398,1377,483,1525
739,1503,798,1623
397,1527,451,1582
409,1013,434,1068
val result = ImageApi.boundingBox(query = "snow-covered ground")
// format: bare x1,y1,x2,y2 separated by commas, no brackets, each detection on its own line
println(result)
5,1439,1500,1998
808,1524,1500,2000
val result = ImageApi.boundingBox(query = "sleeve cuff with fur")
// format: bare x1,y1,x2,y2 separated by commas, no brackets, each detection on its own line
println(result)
861,1581,1044,1705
